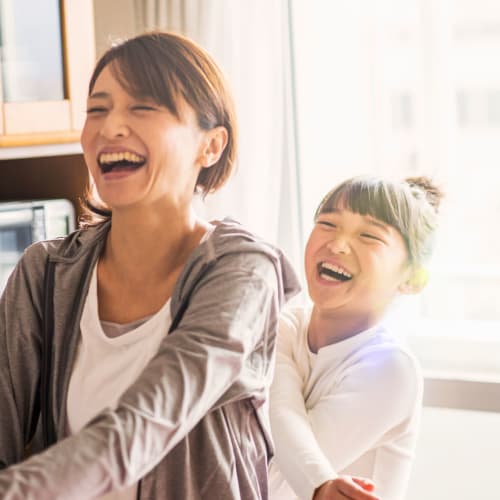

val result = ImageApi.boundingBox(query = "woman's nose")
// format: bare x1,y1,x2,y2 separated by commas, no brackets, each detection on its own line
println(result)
100,112,130,139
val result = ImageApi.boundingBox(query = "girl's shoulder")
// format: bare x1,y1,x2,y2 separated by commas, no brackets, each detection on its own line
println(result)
351,324,420,365
279,306,312,340
346,327,423,395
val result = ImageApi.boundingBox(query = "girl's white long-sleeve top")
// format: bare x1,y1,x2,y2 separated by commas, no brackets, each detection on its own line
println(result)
269,307,423,500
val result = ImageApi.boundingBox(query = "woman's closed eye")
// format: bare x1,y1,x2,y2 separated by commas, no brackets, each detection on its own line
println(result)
131,104,159,112
86,106,108,114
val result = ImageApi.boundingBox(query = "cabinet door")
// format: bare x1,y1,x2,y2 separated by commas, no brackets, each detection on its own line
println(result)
0,0,95,146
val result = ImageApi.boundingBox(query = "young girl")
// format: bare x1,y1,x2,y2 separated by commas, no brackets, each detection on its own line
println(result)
0,32,299,499
269,176,442,500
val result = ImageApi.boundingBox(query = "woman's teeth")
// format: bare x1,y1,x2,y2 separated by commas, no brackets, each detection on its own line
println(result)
98,151,145,165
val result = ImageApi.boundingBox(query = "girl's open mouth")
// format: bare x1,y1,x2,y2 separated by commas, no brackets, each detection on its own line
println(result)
317,262,353,282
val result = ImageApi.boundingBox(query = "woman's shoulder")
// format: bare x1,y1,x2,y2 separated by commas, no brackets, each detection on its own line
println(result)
194,219,279,277
203,218,301,294
38,221,109,262
13,222,108,286
209,218,280,256
171,219,301,311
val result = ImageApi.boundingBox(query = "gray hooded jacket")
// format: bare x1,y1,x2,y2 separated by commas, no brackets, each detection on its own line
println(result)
0,218,300,499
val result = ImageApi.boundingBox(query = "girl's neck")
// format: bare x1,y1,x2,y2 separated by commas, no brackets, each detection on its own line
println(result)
307,306,383,353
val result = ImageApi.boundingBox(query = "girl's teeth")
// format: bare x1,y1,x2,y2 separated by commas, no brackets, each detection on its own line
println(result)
320,262,352,279
321,273,338,282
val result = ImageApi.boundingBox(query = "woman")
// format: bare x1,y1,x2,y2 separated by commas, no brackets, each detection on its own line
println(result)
0,31,299,499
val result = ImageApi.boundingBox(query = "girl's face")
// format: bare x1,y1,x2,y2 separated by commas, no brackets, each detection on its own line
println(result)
304,207,412,324
81,65,209,212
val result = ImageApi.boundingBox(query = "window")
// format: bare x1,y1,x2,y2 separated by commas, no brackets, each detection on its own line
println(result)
457,89,500,127
291,0,500,368
0,0,65,102
291,3,500,496
392,92,414,129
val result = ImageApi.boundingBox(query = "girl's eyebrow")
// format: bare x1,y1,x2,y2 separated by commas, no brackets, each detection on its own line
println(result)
365,217,390,233
320,209,390,233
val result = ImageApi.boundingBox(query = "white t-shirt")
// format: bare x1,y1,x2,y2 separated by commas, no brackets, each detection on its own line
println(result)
66,264,172,500
269,307,423,500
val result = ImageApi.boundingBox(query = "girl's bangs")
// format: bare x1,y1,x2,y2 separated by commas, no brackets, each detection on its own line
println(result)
316,179,406,234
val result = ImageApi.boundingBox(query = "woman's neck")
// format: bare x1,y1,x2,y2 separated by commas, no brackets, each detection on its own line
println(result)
102,203,211,286
307,306,383,353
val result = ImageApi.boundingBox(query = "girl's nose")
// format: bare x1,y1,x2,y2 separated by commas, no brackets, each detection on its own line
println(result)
326,236,350,255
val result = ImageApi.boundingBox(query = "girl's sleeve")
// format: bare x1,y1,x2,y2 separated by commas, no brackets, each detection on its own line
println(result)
307,348,422,500
270,328,422,500
269,312,337,500
0,246,45,469
0,251,288,499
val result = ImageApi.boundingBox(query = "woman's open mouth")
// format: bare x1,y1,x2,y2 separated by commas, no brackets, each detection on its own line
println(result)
98,151,146,174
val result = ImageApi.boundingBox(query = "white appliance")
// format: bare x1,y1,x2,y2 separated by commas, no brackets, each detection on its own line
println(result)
0,199,75,292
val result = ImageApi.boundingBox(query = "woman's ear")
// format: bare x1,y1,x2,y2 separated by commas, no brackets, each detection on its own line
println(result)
199,126,228,168
399,267,429,295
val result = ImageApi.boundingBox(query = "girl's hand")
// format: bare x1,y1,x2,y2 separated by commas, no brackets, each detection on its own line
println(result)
313,476,380,500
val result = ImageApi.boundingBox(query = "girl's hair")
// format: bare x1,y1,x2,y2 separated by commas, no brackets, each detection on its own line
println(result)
314,176,443,267
81,31,237,225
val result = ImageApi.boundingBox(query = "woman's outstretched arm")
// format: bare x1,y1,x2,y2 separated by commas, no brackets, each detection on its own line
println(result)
0,250,290,499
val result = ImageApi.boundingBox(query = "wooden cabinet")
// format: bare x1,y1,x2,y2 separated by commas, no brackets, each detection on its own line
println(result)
0,153,89,222
0,0,95,147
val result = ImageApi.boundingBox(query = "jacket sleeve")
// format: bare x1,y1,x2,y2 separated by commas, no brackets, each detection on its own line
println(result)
0,251,284,499
0,245,45,469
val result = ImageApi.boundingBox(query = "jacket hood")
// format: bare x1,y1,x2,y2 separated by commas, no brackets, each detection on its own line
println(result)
174,218,301,309
43,221,110,263
44,218,301,307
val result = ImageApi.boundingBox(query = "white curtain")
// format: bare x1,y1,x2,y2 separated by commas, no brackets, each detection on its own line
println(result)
133,0,304,273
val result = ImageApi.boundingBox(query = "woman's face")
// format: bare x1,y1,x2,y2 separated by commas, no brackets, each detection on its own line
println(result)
81,64,209,212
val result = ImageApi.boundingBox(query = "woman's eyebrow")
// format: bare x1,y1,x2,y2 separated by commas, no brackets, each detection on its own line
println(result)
88,91,110,100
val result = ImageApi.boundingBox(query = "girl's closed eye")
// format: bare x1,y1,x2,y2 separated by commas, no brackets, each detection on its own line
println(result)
360,232,385,243
317,220,336,229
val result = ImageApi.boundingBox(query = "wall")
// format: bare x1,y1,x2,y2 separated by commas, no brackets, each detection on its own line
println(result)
407,407,500,500
93,0,136,57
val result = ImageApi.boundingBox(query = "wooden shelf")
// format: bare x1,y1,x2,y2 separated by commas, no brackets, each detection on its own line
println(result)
0,131,81,148
0,140,82,161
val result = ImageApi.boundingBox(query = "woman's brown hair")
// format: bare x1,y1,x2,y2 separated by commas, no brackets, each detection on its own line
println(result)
81,31,238,225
